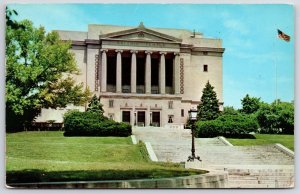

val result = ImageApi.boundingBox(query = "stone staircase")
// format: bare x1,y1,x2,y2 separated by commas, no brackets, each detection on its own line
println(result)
132,127,294,188
224,166,294,188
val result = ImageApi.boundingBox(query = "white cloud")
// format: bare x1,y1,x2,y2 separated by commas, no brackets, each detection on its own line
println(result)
223,19,249,35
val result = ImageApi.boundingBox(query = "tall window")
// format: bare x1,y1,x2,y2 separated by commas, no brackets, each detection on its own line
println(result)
181,109,184,117
168,101,173,109
109,100,114,108
203,64,208,72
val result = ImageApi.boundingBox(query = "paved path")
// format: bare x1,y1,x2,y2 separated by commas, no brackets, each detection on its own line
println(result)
132,126,294,188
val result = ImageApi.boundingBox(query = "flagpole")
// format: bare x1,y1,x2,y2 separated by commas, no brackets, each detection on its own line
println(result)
274,33,278,104
275,28,290,104
275,52,278,104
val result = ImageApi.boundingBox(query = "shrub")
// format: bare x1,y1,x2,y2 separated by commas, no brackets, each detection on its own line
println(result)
63,111,132,137
195,114,258,138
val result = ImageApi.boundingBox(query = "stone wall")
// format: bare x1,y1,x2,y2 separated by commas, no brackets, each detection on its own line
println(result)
7,172,228,189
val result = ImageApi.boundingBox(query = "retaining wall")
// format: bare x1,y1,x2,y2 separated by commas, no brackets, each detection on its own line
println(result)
7,171,228,189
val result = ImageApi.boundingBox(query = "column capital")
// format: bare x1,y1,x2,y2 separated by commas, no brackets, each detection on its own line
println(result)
159,51,167,55
130,50,139,54
174,52,180,56
145,51,153,55
115,49,123,53
100,49,108,53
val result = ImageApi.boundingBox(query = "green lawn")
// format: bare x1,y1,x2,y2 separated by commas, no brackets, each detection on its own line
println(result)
6,131,206,183
227,134,294,151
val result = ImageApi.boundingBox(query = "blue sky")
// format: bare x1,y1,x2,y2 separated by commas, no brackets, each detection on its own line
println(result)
8,4,294,108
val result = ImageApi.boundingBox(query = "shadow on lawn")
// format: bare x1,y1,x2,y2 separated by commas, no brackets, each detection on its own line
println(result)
7,168,207,184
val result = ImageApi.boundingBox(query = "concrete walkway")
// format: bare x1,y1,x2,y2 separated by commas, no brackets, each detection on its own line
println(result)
132,126,294,188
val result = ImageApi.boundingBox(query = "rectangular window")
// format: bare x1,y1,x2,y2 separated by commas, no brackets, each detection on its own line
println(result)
109,100,114,108
181,109,184,117
168,101,173,109
203,51,208,55
203,64,208,72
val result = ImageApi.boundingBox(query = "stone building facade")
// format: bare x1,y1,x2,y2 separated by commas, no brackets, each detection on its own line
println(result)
36,22,224,127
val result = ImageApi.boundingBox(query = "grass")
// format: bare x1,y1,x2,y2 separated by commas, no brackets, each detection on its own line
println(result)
6,131,206,183
227,134,294,151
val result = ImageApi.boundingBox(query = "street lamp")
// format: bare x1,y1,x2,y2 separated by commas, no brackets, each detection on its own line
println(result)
187,109,201,162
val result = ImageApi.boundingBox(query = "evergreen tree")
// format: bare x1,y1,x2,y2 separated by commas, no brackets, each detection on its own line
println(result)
241,94,261,114
87,95,104,115
197,81,220,121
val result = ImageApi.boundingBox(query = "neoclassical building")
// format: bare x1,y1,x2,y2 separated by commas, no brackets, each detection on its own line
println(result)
36,22,224,127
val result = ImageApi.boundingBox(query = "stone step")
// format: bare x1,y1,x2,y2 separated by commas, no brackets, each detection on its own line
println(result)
229,181,293,187
228,183,274,188
227,168,294,174
134,128,294,188
229,175,293,180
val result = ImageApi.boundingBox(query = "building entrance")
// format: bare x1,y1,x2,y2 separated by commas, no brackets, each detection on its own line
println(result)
122,111,131,124
152,112,160,127
137,111,146,126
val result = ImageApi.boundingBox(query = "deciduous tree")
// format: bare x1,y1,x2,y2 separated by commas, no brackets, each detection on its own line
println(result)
256,100,294,134
6,19,91,131
222,106,240,115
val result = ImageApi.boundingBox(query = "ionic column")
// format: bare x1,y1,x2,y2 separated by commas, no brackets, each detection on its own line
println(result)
174,53,180,94
101,49,108,92
116,50,123,93
159,52,167,94
145,51,152,94
130,50,138,93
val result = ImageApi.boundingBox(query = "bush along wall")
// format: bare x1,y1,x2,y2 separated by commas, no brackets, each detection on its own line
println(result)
195,114,258,138
63,111,132,137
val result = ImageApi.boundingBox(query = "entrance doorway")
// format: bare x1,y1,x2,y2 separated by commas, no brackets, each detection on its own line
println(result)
122,111,131,124
152,112,160,127
137,111,145,126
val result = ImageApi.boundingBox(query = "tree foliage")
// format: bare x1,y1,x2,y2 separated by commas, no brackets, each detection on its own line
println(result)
86,95,104,115
256,100,294,134
6,18,91,131
196,114,258,138
6,7,23,29
197,81,220,121
240,94,261,114
222,106,240,116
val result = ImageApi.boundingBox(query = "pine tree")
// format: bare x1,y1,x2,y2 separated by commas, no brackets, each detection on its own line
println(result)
240,94,261,114
197,81,220,121
86,95,104,115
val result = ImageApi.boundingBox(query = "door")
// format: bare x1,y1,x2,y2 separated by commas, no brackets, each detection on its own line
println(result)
137,111,145,127
122,111,131,124
152,112,160,127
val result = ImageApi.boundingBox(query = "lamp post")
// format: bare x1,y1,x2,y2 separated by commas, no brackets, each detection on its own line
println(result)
187,109,201,162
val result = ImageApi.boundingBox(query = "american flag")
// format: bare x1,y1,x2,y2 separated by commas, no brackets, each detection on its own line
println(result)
277,29,290,42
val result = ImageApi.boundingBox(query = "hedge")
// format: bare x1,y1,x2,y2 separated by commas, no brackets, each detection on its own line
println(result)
195,114,258,138
63,111,132,137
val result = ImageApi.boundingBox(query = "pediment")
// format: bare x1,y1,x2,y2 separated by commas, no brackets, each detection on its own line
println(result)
100,23,181,43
